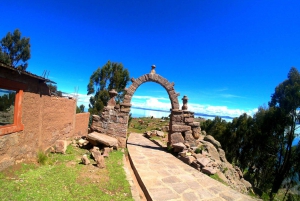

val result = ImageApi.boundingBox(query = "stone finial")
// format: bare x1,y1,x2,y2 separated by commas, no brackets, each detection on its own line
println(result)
150,65,156,74
182,95,188,110
107,89,118,108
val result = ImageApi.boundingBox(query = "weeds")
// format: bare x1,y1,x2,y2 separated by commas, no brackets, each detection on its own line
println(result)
37,151,48,165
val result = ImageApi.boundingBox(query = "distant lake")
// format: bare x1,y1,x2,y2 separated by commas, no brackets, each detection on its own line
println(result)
130,107,300,146
130,107,234,121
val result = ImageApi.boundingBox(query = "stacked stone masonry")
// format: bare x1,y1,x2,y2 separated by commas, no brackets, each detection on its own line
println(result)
90,70,201,148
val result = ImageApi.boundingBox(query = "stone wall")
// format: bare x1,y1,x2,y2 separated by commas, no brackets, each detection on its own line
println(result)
169,109,201,147
90,106,128,148
0,64,90,171
0,93,90,171
75,113,90,137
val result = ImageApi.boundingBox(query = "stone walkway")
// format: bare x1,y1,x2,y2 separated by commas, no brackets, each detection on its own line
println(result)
127,133,257,201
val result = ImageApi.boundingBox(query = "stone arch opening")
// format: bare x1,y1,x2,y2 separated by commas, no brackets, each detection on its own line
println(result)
122,68,180,110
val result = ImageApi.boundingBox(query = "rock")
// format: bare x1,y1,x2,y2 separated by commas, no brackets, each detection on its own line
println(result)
235,166,243,179
179,155,196,165
81,154,90,165
117,137,126,148
197,157,211,167
90,147,102,159
218,148,227,163
95,155,105,168
179,150,187,157
202,167,217,175
193,153,204,159
191,160,201,170
172,142,186,152
170,132,185,144
87,132,118,149
241,178,252,189
156,131,165,137
54,140,67,154
204,135,221,149
162,126,169,132
203,141,220,161
144,131,152,138
78,139,89,146
103,147,113,158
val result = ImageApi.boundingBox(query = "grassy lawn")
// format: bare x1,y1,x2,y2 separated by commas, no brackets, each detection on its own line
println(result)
0,145,133,201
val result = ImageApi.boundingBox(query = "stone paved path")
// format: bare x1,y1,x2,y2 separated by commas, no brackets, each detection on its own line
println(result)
127,133,257,201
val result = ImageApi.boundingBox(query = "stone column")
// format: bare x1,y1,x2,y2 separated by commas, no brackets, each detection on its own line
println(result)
181,95,188,110
107,89,118,108
150,65,156,74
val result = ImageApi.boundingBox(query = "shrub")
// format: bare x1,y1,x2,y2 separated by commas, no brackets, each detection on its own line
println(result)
37,151,48,165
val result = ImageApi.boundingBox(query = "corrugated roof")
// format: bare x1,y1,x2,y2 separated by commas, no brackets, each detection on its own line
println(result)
0,62,56,84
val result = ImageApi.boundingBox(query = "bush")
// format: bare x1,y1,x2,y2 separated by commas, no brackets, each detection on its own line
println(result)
37,151,48,165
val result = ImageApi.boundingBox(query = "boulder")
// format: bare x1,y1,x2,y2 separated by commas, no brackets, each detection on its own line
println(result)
90,146,102,159
87,132,118,149
241,178,252,190
162,126,169,132
203,141,220,161
144,131,152,138
54,140,68,154
235,166,243,179
202,167,217,175
81,154,90,165
204,135,221,149
191,160,201,170
156,131,165,137
218,148,227,163
103,147,113,158
95,155,105,168
78,139,89,146
170,132,185,144
197,157,211,167
179,155,196,165
172,142,186,152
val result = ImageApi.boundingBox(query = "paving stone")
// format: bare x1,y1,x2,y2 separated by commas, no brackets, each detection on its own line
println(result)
168,182,189,194
197,188,218,199
162,176,181,183
183,192,199,201
149,188,180,201
127,133,257,201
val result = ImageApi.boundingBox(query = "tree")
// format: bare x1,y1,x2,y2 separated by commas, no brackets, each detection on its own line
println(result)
76,104,85,113
0,29,31,70
87,61,130,115
268,67,300,199
47,83,62,97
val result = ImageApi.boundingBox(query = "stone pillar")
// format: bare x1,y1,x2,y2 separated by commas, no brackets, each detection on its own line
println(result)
182,95,188,110
150,65,156,74
107,89,118,108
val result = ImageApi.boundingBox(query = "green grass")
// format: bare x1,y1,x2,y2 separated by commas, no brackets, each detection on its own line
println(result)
0,145,133,201
128,117,169,134
209,174,228,186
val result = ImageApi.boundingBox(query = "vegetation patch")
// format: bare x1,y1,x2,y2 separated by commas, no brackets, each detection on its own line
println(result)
0,145,133,201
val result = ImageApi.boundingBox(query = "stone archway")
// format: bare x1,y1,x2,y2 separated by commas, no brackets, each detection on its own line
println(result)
89,65,201,148
119,66,201,147
122,65,180,110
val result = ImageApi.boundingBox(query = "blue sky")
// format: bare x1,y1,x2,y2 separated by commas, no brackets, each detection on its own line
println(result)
1,0,300,118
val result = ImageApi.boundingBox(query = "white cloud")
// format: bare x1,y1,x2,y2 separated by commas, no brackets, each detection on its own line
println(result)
65,93,92,111
133,95,169,101
131,95,258,118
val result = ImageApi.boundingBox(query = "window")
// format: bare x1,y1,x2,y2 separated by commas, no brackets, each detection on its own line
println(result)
0,89,16,125
0,77,26,136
